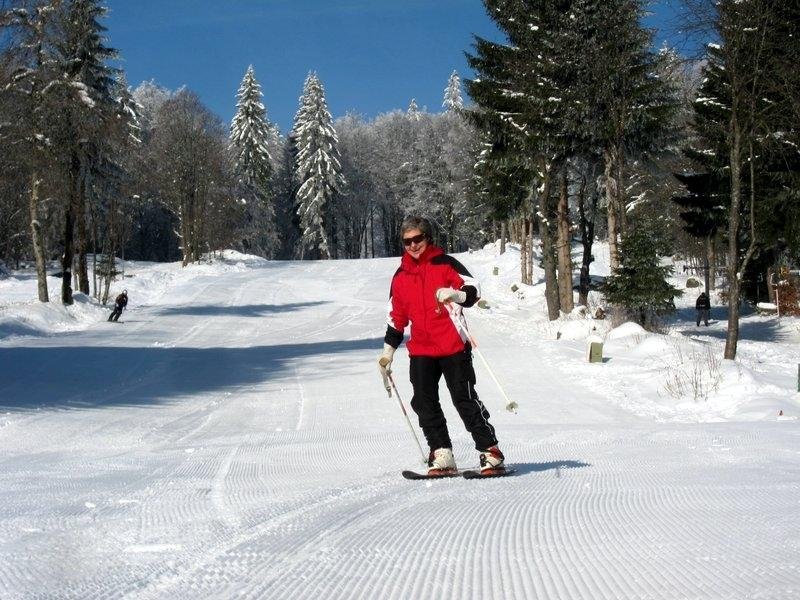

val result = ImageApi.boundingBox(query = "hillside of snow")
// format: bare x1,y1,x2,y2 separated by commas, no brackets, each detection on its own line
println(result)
1,245,799,599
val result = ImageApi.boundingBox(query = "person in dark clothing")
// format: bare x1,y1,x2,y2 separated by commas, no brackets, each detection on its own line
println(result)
378,216,505,476
108,290,128,322
696,292,711,326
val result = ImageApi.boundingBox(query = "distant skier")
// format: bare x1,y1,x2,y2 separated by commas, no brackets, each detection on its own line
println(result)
378,215,505,477
696,291,711,326
108,290,128,322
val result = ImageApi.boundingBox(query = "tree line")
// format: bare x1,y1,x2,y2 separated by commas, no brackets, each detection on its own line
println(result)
466,0,799,359
1,0,798,360
0,0,484,304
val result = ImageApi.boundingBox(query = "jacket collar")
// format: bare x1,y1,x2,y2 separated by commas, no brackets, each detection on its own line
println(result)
401,244,443,272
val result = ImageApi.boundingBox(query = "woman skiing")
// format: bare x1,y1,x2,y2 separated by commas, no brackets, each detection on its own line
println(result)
378,216,505,477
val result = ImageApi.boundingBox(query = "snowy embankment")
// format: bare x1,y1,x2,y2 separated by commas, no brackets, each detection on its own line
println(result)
463,241,800,422
1,246,799,599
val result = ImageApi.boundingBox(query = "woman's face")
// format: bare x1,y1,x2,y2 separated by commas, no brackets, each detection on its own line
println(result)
402,228,428,260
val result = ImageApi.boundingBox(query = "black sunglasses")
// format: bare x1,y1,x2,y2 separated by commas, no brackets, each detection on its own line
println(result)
402,233,427,246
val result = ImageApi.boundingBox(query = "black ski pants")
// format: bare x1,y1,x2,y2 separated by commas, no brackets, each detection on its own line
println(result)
409,346,498,452
108,306,122,322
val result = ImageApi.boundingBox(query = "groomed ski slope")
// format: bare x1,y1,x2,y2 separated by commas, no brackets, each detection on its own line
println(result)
1,248,799,599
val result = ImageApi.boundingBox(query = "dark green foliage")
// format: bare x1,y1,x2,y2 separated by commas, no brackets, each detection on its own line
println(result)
672,171,727,239
602,219,682,328
681,0,800,273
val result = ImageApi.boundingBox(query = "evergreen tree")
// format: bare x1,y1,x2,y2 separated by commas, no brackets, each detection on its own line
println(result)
672,171,726,291
466,0,574,317
442,71,463,112
685,0,800,359
291,72,344,259
51,0,121,303
602,218,682,329
230,65,277,257
407,98,421,121
576,0,676,270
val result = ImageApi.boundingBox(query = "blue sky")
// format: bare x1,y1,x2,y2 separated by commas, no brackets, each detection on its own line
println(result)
106,0,686,134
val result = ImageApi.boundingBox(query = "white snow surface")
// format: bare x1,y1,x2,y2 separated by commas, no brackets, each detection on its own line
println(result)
1,245,799,599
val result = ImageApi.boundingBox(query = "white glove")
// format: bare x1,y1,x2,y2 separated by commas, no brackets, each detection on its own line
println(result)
377,343,396,395
435,287,467,304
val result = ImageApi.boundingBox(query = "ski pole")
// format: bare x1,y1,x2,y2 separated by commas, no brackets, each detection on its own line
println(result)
386,371,428,464
446,303,519,413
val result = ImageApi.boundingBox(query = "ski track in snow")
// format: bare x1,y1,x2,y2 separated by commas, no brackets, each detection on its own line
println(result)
0,257,799,599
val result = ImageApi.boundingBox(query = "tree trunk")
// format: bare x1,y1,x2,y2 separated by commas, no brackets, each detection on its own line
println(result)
724,114,743,360
77,180,90,294
536,174,560,320
528,213,534,283
61,152,80,305
604,145,620,270
29,171,49,303
577,171,596,307
616,152,627,239
500,220,507,254
519,216,530,285
556,166,574,313
708,236,716,291
180,195,190,267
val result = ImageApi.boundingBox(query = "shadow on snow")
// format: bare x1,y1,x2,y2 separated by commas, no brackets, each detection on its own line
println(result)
671,306,788,343
0,336,381,411
512,460,591,476
152,301,328,317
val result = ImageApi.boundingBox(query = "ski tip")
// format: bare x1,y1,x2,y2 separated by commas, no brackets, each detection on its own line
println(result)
462,468,516,479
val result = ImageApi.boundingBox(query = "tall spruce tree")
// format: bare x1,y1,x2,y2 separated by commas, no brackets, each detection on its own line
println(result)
291,72,344,259
52,0,120,304
672,171,726,292
576,0,675,270
230,65,277,257
466,0,575,319
690,0,793,359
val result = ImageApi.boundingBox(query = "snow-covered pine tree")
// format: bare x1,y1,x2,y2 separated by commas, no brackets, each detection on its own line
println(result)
291,72,344,260
576,0,674,271
443,71,463,112
438,71,480,251
51,0,121,303
602,217,682,330
407,99,421,121
230,65,277,257
465,0,566,317
688,0,800,360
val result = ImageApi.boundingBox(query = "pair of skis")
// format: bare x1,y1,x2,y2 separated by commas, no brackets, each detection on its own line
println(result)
402,468,515,480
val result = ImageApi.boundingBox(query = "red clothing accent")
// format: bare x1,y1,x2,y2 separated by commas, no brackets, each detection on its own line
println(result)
389,244,468,357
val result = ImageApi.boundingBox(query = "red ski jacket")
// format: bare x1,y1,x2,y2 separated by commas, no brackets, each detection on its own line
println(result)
384,244,480,357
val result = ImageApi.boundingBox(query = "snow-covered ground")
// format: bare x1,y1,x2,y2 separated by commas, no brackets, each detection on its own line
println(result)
1,245,799,599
